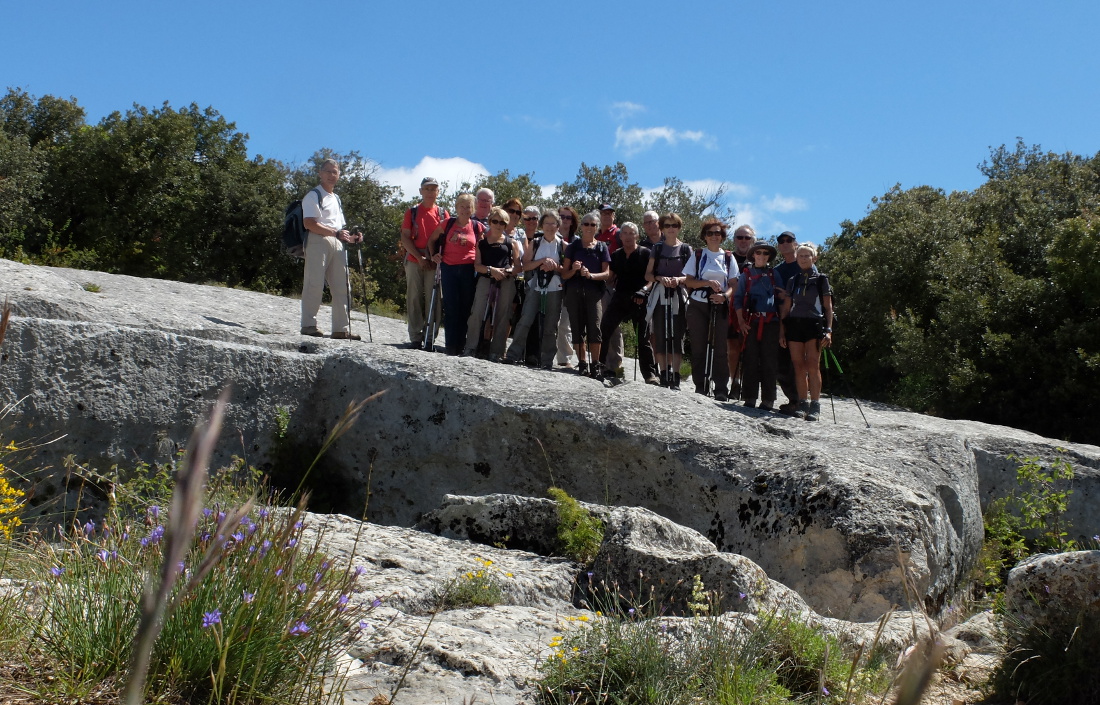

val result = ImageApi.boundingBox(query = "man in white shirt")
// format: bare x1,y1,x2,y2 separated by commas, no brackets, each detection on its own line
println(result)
300,158,363,340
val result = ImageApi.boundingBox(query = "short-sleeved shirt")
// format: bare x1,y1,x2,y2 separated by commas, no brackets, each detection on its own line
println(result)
651,242,693,278
440,219,479,266
402,205,449,263
597,225,620,254
609,245,651,300
529,236,564,293
686,248,734,303
784,266,832,319
734,266,786,314
302,187,345,232
564,239,611,288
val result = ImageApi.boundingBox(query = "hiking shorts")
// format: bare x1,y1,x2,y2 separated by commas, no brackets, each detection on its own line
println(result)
784,316,824,343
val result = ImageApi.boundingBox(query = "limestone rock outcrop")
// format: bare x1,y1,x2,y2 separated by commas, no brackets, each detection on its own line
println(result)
3,258,1099,622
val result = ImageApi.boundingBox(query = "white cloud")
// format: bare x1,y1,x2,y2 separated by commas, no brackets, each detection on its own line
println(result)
374,156,490,200
610,101,646,120
758,194,809,213
614,126,717,156
539,183,556,200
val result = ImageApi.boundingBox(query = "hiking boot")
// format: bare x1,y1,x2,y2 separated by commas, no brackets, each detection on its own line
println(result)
743,399,757,408
487,354,501,363
806,400,821,422
331,331,362,341
758,400,774,411
592,362,605,381
796,399,811,420
644,372,661,385
577,361,589,376
300,326,324,337
714,391,729,402
670,372,681,391
778,401,800,416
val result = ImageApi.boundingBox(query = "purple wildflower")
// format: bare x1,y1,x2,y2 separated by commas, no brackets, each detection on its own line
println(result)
148,505,160,520
275,568,283,577
628,608,635,616
313,572,322,583
294,520,303,530
177,561,186,575
248,546,256,553
353,565,365,577
200,532,211,542
822,686,830,696
50,566,64,577
202,507,213,518
260,540,272,557
231,531,244,543
285,538,298,549
258,508,270,520
216,511,226,524
297,583,308,593
738,592,747,600
357,621,369,630
96,549,109,562
371,598,382,608
242,591,255,604
83,520,96,536
110,550,118,561
288,620,310,636
338,594,349,611
202,609,222,629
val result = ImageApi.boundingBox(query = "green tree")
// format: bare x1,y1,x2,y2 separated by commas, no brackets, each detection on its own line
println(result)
645,176,734,246
553,162,647,224
821,142,1100,444
448,169,547,213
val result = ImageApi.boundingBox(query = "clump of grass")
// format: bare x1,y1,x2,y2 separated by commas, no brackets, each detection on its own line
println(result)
548,487,603,566
538,579,892,704
82,282,101,293
431,556,511,610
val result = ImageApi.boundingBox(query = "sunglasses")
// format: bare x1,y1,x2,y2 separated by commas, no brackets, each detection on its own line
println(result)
753,250,771,256
506,208,522,216
559,214,573,220
735,235,754,241
489,219,507,226
523,216,538,222
662,223,682,229
777,236,795,244
705,230,724,236
582,222,599,227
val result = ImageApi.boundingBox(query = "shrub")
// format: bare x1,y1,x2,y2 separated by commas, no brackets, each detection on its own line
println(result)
19,500,378,704
431,556,510,610
547,487,604,566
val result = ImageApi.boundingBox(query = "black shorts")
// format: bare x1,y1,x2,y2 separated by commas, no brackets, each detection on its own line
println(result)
785,317,824,343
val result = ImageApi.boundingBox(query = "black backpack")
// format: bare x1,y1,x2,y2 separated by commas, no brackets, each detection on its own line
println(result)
435,217,486,257
282,187,340,259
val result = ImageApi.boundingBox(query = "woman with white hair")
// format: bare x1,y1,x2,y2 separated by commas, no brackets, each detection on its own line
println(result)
782,242,833,421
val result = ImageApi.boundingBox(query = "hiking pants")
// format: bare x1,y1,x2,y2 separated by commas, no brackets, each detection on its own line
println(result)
301,232,350,334
404,260,437,344
440,263,475,355
464,276,516,357
742,318,781,403
506,286,563,367
599,295,654,377
565,283,605,345
687,299,729,395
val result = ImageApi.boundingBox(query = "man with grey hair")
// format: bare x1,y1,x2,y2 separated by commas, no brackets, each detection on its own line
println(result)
726,224,757,394
400,176,449,348
474,187,494,225
642,210,662,248
300,158,363,339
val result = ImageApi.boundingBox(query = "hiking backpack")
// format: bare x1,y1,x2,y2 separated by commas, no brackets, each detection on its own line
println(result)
398,204,451,261
282,187,340,259
435,217,486,258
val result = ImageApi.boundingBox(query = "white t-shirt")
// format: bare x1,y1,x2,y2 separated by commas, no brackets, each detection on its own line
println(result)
302,187,345,232
686,249,732,302
529,236,564,293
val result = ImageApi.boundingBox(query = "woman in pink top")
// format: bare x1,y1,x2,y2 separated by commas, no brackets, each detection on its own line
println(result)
429,193,484,355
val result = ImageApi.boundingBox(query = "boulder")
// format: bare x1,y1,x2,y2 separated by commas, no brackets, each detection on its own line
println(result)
1005,550,1100,631
3,258,1099,621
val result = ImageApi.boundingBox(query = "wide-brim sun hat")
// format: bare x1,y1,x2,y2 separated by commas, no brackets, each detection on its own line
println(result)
750,240,777,258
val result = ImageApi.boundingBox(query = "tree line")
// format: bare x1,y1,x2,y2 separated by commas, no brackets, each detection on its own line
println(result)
2,89,1097,443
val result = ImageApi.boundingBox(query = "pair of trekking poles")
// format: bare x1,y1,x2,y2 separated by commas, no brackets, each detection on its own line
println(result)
342,225,374,342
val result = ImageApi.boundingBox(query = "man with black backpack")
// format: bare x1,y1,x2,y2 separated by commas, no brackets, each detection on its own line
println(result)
400,177,449,348
300,159,362,340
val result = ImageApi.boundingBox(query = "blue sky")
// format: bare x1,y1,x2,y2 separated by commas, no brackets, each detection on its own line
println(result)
5,0,1099,243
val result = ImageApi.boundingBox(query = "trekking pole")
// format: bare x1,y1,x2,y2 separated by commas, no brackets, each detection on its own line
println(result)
663,286,673,386
703,302,716,396
821,345,837,424
422,265,442,352
632,318,639,381
481,280,499,355
825,348,869,428
353,239,373,342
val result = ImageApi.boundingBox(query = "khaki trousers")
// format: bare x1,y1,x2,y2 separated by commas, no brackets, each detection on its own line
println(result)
300,233,350,333
404,259,437,344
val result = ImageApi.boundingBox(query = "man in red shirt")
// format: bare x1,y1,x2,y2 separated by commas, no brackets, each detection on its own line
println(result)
597,203,620,254
399,177,449,347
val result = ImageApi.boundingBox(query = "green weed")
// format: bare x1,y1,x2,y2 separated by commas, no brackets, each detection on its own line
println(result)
548,487,603,566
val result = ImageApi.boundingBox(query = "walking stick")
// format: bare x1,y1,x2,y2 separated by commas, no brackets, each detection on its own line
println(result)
422,265,442,352
354,243,373,342
702,302,717,396
663,286,673,386
480,280,499,356
632,318,639,381
824,348,870,428
821,346,837,424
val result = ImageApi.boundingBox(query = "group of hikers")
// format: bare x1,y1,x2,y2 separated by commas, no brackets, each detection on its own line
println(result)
298,163,835,422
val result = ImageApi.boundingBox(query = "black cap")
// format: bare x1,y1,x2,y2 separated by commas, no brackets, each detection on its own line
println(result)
599,203,615,211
